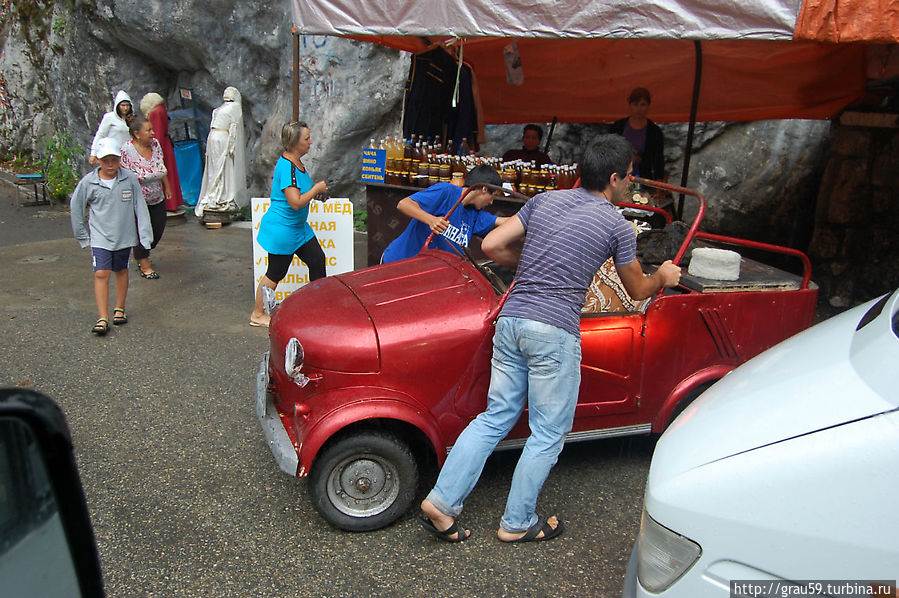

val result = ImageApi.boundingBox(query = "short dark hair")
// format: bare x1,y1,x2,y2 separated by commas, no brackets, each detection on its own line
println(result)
523,124,543,140
464,163,501,188
627,87,651,105
125,113,148,137
580,134,634,192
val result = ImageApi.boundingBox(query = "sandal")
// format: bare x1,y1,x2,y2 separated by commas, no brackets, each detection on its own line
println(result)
139,270,159,279
503,516,565,543
91,318,110,336
113,308,128,325
418,514,470,543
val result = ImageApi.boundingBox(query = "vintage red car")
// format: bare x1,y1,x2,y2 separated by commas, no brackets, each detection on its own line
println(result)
255,181,818,531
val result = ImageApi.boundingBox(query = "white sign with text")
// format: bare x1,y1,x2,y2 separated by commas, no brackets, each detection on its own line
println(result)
251,197,354,301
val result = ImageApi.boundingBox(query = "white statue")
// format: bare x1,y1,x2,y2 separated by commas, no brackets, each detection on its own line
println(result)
195,86,248,217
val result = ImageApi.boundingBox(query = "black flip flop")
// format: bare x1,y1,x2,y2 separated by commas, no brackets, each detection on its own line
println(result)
91,318,109,336
418,514,470,543
506,516,565,543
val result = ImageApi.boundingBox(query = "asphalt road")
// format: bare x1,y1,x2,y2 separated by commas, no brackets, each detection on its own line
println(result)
0,180,653,598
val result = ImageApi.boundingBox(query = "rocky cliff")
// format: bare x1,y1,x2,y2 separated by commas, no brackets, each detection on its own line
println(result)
0,0,408,202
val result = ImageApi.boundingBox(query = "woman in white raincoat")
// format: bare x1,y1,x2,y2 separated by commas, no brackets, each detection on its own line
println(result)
89,90,133,165
195,86,247,217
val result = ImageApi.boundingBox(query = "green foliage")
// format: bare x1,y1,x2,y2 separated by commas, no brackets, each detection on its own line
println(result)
43,132,82,201
353,206,367,231
236,205,252,222
52,16,66,36
11,152,35,171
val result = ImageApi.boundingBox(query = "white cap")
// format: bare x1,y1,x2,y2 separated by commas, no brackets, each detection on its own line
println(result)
95,137,122,159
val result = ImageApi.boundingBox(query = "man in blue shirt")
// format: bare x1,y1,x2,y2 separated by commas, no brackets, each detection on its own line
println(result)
381,164,507,263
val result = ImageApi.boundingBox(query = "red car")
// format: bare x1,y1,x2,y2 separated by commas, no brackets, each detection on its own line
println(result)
255,181,817,531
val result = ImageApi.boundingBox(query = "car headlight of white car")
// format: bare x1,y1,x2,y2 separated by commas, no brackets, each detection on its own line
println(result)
637,509,701,592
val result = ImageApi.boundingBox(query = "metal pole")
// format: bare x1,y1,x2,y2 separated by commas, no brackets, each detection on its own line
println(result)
292,27,300,122
678,40,703,220
543,116,558,154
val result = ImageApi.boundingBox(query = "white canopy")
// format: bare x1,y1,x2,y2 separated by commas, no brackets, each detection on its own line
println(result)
290,0,803,41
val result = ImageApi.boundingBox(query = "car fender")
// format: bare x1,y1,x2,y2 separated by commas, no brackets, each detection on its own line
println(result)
652,365,732,432
297,391,444,477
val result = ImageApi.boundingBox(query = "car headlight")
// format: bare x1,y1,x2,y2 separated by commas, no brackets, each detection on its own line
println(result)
637,509,701,593
285,338,311,388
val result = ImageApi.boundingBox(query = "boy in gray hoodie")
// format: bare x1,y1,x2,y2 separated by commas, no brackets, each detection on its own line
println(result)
71,137,152,335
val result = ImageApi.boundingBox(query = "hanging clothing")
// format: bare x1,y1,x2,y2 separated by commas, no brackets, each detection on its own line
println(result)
446,61,481,151
402,46,459,141
195,86,248,217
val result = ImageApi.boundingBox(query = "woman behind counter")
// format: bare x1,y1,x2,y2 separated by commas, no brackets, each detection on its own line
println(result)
609,87,665,181
250,121,329,328
120,114,172,279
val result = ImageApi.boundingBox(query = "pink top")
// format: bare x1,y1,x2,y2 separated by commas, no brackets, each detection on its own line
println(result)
120,138,167,205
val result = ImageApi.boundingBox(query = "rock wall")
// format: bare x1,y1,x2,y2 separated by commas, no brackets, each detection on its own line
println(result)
809,121,899,315
0,0,408,202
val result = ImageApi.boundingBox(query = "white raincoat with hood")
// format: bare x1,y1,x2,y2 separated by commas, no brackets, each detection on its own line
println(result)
90,90,133,159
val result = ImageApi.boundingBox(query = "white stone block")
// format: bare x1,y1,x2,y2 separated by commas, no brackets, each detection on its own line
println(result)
688,247,742,280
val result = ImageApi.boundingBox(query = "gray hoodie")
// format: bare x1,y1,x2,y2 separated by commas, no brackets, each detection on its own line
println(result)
70,166,152,252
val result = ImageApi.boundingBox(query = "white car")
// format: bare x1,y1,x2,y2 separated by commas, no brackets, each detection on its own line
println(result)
623,289,899,597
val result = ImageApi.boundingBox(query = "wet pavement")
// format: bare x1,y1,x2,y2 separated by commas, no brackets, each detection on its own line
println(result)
0,174,651,598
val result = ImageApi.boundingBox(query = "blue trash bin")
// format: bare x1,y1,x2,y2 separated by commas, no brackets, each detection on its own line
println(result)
173,140,203,206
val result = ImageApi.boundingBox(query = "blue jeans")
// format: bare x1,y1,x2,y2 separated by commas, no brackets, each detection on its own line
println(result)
427,316,582,532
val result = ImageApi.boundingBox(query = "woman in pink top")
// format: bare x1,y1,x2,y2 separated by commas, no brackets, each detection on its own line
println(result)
120,114,171,279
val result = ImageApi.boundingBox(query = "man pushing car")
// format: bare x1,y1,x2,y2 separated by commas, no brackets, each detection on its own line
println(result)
419,134,682,543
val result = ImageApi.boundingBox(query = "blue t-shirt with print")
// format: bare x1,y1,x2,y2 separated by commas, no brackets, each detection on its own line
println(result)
256,156,315,255
381,183,498,263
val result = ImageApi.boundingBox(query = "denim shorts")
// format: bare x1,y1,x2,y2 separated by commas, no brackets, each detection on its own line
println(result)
91,247,131,272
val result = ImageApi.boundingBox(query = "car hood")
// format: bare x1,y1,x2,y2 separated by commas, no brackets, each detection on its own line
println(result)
335,250,499,343
271,251,498,374
652,289,899,480
271,275,380,372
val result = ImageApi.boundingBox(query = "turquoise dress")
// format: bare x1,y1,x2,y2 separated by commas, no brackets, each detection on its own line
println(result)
256,156,315,255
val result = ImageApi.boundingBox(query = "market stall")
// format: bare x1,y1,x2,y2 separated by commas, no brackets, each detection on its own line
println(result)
288,0,897,264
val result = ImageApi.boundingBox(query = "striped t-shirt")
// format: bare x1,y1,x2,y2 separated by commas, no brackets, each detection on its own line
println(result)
500,187,637,337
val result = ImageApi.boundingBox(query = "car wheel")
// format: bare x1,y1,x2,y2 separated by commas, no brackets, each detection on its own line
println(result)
309,430,419,531
667,380,716,429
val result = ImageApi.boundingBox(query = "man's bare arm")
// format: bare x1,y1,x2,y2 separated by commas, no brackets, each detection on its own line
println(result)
397,197,448,234
617,259,682,300
481,216,526,269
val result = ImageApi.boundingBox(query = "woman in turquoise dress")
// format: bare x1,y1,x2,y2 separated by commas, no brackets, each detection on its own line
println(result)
250,121,329,327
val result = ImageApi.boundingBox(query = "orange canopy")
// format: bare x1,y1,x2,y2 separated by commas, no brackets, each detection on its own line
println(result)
795,0,899,43
292,0,893,123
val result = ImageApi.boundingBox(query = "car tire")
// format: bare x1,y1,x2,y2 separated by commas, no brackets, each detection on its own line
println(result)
667,380,716,429
308,430,419,531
